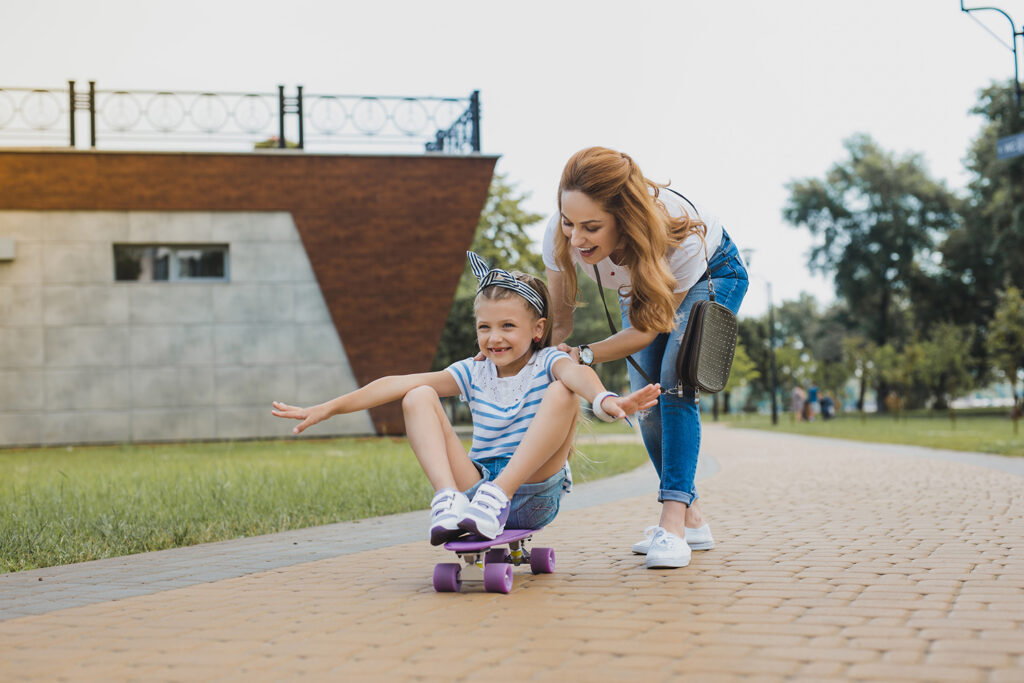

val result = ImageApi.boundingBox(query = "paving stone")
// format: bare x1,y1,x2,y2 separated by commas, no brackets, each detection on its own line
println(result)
2,427,1023,680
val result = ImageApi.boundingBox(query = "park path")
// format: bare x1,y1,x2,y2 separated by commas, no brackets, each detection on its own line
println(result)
1,426,1023,681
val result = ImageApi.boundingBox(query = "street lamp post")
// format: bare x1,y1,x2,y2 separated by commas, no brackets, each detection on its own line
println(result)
961,1,1024,109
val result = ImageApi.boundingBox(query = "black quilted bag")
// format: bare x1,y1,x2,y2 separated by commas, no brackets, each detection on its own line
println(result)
674,287,738,393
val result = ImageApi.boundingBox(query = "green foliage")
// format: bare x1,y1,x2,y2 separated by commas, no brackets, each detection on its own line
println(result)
783,134,960,349
917,323,974,410
961,81,1024,296
988,286,1024,409
724,341,759,393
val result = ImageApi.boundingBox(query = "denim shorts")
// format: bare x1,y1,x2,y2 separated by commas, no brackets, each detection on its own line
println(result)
464,456,566,529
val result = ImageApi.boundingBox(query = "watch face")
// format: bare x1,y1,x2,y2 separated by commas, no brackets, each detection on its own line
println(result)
580,346,594,365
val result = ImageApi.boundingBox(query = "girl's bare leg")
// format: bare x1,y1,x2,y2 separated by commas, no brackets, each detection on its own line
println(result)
492,381,577,495
401,386,480,491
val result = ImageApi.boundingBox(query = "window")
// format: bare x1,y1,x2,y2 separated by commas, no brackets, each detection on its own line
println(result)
114,245,229,282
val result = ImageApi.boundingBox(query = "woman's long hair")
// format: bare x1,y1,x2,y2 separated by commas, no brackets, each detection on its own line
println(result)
554,147,706,333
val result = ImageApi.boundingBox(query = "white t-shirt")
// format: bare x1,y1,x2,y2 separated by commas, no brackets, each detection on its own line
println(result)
541,188,724,293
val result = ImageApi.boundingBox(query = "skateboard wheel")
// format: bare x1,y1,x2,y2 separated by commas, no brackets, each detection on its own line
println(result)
433,563,462,592
530,547,556,574
484,549,507,565
483,562,513,593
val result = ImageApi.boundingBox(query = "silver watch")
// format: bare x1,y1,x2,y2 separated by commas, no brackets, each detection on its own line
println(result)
579,345,595,366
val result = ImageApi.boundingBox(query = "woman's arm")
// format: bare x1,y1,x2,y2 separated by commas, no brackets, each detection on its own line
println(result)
546,267,575,346
550,357,660,420
561,290,688,364
272,371,460,434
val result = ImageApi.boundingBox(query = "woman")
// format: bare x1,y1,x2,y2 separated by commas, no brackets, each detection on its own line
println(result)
542,147,748,569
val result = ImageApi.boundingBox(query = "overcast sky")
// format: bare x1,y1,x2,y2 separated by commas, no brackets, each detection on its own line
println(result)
3,0,1021,318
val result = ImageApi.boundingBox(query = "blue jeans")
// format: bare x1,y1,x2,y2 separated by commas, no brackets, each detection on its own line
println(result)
465,456,567,529
620,230,748,505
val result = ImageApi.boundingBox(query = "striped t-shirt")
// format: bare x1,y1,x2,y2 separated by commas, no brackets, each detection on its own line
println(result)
446,347,571,463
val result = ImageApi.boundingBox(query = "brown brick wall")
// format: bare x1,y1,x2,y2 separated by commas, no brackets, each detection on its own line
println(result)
0,149,498,434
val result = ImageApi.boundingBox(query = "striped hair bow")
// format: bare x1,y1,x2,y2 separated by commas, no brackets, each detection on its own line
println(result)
467,251,545,315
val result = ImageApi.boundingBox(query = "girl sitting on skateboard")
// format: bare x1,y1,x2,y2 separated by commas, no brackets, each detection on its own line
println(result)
272,251,659,543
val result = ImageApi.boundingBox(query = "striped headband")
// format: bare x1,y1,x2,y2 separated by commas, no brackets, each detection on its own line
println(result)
467,251,546,315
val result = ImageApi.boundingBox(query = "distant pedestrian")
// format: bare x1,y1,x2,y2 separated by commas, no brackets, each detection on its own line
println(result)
791,385,806,421
821,393,835,420
808,384,820,420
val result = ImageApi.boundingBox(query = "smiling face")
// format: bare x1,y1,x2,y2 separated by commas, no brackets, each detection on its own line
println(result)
560,189,621,265
474,296,546,377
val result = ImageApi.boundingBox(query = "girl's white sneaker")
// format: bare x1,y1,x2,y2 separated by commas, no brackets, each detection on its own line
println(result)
644,527,692,569
429,489,469,545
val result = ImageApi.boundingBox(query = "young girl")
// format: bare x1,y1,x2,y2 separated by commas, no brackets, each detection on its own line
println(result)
272,251,659,544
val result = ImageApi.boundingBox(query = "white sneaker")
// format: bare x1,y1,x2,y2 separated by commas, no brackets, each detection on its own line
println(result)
429,489,469,545
645,527,692,569
457,482,510,540
632,524,715,554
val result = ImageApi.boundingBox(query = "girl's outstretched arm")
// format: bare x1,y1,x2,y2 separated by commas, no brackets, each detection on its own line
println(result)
550,358,660,422
272,371,460,435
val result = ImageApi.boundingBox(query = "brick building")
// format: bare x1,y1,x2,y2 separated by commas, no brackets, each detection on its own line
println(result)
0,149,497,446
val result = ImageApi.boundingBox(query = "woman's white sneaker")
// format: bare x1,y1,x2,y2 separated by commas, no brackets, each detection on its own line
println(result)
632,524,715,554
644,527,692,569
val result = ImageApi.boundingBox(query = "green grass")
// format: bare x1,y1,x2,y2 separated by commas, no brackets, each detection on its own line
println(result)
0,433,648,573
723,412,1024,457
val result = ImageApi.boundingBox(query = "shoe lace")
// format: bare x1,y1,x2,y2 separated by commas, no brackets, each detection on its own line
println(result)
651,530,682,550
642,525,659,541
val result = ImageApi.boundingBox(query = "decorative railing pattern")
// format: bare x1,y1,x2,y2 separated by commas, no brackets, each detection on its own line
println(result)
0,81,481,154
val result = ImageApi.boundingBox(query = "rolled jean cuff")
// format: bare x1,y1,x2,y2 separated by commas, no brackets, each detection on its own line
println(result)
659,489,697,506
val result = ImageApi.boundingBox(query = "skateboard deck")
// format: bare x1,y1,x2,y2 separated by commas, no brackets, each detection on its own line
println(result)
443,528,539,552
433,528,555,594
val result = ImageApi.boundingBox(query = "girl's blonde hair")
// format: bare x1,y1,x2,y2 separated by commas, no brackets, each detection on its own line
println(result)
475,270,553,352
554,146,706,333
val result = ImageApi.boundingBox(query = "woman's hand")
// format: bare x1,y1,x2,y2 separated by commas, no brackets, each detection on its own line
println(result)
271,401,331,435
600,384,661,420
557,343,580,363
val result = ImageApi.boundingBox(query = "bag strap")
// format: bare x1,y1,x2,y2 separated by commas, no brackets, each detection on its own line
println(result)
664,187,716,303
591,264,661,389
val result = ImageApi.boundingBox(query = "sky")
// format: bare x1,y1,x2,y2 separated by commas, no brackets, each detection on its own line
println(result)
2,0,1022,318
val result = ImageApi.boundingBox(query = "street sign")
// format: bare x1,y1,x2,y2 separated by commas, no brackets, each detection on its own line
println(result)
997,132,1024,160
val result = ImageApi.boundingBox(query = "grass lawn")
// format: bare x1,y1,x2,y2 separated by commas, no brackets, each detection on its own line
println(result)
723,411,1024,457
1,428,647,573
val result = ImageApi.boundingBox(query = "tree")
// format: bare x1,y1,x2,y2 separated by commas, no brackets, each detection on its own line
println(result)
841,335,876,416
783,135,959,347
928,81,1024,380
783,134,959,408
988,286,1024,433
722,341,759,415
960,81,1024,296
917,323,974,425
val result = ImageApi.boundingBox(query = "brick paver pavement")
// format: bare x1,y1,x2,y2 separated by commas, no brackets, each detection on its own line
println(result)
2,426,1022,681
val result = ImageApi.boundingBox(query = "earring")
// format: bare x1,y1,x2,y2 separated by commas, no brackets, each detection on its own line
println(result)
533,337,541,343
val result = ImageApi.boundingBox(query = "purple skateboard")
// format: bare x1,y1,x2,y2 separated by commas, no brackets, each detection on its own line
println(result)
433,528,555,594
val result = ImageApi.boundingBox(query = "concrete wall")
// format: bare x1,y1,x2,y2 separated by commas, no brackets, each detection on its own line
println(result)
0,210,374,446
0,150,498,434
